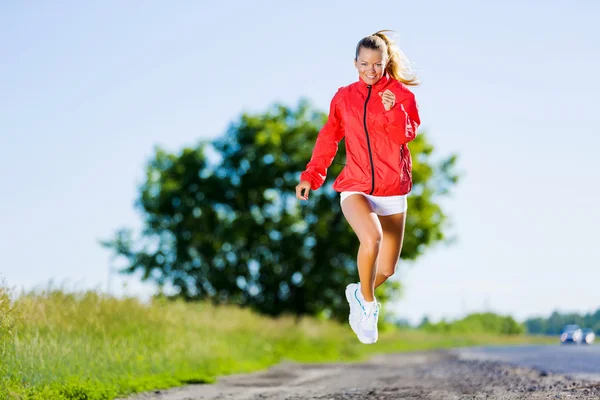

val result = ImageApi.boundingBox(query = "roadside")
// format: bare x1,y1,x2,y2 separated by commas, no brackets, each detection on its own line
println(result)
0,287,555,399
119,350,600,400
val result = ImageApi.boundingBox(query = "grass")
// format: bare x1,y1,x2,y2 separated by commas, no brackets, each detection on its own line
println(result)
0,285,555,400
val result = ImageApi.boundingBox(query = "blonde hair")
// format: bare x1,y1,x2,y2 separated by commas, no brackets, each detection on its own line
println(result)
354,30,420,86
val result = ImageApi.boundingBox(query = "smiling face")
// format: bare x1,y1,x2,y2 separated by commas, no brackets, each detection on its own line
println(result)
354,47,387,85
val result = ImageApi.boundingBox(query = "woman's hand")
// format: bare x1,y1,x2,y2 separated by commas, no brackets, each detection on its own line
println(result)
379,89,396,111
295,180,311,200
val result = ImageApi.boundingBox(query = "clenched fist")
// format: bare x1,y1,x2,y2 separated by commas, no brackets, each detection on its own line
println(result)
378,89,395,111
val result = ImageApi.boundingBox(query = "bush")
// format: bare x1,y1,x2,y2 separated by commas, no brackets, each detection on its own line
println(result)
420,312,525,335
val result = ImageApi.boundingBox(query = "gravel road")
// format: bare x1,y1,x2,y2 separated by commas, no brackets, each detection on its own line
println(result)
456,344,600,381
119,350,600,399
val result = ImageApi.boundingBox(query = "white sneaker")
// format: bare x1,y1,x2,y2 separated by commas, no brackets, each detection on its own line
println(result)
344,283,361,335
358,301,381,344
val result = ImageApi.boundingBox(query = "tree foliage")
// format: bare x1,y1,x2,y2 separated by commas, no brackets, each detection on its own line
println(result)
102,99,459,320
525,310,600,335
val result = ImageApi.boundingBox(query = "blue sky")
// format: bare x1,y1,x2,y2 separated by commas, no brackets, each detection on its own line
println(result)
1,1,598,325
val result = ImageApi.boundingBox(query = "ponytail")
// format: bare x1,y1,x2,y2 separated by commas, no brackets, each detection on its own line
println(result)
357,30,420,86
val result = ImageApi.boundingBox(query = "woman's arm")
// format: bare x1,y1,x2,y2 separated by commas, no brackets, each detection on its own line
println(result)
376,91,420,146
300,89,345,190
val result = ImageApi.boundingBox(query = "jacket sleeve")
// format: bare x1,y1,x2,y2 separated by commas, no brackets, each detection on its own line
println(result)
376,91,420,146
300,89,345,190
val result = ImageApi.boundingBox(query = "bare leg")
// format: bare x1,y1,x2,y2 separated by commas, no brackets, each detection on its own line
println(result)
341,194,382,302
374,211,406,289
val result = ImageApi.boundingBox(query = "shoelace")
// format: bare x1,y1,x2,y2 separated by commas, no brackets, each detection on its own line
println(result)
361,302,382,330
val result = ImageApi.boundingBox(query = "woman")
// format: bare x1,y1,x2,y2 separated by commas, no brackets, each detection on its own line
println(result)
295,30,420,344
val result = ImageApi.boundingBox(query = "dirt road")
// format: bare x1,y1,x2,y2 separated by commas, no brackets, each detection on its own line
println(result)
120,351,600,399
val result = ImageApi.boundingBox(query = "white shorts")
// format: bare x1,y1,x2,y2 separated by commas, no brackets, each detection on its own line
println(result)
340,191,408,216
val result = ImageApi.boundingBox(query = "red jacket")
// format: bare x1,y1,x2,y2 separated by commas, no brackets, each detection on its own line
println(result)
300,74,420,197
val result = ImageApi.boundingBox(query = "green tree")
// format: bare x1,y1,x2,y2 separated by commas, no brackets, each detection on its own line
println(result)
102,99,459,320
524,309,600,335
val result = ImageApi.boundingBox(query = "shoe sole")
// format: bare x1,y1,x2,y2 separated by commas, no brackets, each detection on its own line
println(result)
345,285,359,335
357,331,377,344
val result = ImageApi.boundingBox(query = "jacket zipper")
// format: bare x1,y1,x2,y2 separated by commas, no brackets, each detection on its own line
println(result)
363,85,375,195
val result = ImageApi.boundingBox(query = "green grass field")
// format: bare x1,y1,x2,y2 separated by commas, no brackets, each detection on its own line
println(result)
0,286,555,400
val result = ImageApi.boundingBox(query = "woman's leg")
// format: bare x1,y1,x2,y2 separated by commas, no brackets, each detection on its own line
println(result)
373,211,406,289
341,194,382,302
